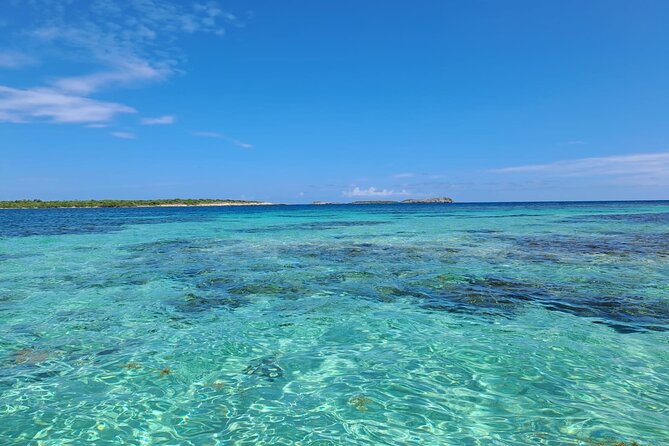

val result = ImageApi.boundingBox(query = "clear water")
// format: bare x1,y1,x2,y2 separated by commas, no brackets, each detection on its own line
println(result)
1,202,668,445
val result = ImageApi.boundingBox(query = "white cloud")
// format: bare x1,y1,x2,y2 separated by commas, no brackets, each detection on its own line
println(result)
0,1,240,126
52,57,170,95
0,86,136,124
193,131,254,148
492,152,669,178
393,172,415,179
229,140,254,149
29,1,237,61
141,115,176,125
110,131,136,139
0,51,36,69
343,186,410,197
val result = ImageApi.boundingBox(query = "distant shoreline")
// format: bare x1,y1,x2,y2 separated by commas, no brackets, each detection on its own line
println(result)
312,197,454,205
0,199,276,209
2,198,668,210
0,197,455,209
141,202,275,207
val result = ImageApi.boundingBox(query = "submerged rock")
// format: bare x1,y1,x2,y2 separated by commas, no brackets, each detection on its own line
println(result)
13,348,50,365
210,379,226,390
243,357,283,379
349,395,373,411
197,277,236,289
228,284,301,296
177,292,247,313
376,286,428,299
96,347,119,356
320,271,376,283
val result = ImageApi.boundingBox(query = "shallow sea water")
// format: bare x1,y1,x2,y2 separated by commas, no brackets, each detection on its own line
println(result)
0,202,668,445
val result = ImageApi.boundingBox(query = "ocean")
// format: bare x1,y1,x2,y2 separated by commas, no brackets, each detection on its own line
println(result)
1,202,668,445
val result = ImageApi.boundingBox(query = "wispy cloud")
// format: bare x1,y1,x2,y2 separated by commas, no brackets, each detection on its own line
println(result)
492,152,669,178
29,1,238,61
0,1,240,125
0,86,136,124
193,131,254,148
393,172,415,179
110,131,136,139
52,57,170,95
0,51,37,69
141,115,176,125
343,186,410,197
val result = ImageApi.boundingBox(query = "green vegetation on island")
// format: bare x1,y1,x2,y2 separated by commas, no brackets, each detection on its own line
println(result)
0,199,272,209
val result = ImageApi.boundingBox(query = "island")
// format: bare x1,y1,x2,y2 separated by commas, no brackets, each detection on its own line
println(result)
1,197,454,209
337,197,454,205
350,200,399,205
0,199,275,209
401,197,454,204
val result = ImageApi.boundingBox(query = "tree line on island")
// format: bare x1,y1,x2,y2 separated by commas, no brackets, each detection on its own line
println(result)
0,199,270,209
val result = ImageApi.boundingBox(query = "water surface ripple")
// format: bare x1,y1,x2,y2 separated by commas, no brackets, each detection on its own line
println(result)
1,202,668,445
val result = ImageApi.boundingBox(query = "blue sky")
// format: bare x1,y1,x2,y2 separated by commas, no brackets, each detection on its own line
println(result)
1,0,668,203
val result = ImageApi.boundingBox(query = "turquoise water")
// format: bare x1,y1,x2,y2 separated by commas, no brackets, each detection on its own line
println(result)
1,202,668,445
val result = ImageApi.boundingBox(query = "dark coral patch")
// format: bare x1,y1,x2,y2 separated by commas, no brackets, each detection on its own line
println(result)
243,357,284,380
